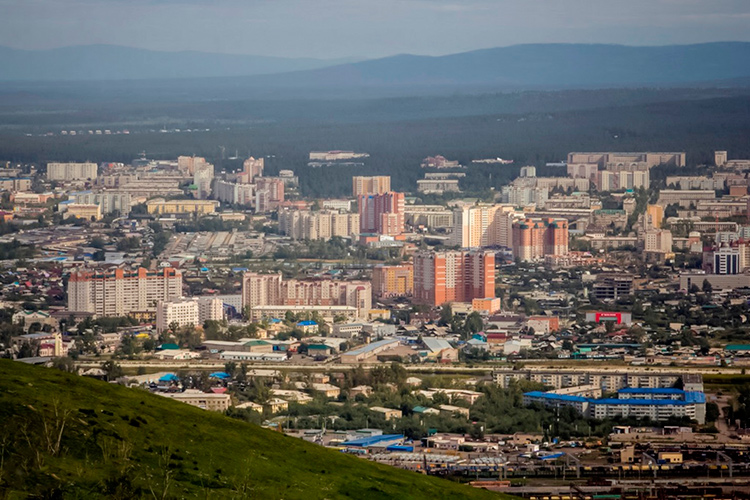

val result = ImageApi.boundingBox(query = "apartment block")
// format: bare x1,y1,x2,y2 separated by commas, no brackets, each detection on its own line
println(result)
451,204,517,248
511,218,569,261
67,267,183,317
146,199,219,215
238,157,264,183
242,272,372,319
0,178,31,191
372,264,413,298
417,179,460,194
255,177,285,212
156,298,200,333
214,179,255,206
177,156,211,175
405,205,454,229
278,209,359,240
66,190,133,215
359,192,405,236
413,250,495,307
657,190,716,208
644,229,673,253
352,176,391,196
567,152,686,169
47,162,98,181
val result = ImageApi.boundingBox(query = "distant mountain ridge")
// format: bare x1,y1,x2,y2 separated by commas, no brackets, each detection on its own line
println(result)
0,44,361,81
246,42,750,89
1,42,750,89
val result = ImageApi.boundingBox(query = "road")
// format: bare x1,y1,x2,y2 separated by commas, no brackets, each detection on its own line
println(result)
73,358,750,376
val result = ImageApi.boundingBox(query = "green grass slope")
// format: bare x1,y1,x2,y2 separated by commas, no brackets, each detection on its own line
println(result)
0,360,508,499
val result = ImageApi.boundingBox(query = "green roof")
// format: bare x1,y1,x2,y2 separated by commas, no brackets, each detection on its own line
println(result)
243,340,270,346
726,344,750,351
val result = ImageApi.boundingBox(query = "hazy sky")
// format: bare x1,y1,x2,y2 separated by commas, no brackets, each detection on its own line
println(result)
2,0,750,59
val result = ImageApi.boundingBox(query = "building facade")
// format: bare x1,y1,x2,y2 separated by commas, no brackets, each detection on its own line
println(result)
413,250,495,306
47,162,98,181
372,264,414,298
353,176,391,196
242,272,372,319
359,192,405,236
156,298,200,333
68,267,183,317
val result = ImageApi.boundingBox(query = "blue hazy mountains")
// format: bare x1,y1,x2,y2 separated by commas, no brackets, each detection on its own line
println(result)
2,42,750,88
260,42,750,88
0,44,359,81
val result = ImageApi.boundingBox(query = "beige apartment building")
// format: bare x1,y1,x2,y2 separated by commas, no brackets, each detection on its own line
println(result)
67,267,182,317
657,190,716,208
567,152,686,169
494,369,687,392
47,162,98,181
146,198,219,215
242,272,372,319
65,203,102,221
353,176,391,196
278,209,359,240
451,204,518,248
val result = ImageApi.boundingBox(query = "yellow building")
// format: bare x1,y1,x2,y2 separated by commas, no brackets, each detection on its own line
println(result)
372,264,413,298
646,204,664,229
146,198,219,215
66,203,102,220
472,297,501,315
657,452,683,464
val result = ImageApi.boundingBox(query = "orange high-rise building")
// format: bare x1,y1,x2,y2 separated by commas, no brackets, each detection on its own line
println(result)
512,218,568,261
413,250,495,306
359,191,405,235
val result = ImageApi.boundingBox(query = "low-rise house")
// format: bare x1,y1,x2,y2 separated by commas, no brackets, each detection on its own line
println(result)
349,385,373,399
370,406,403,420
267,398,289,413
311,383,341,398
439,404,470,418
271,389,313,404
153,349,200,360
13,310,58,332
296,320,318,334
412,405,440,415
159,389,231,412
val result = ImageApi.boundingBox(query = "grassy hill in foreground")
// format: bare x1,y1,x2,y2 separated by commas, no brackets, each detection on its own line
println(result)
0,360,506,499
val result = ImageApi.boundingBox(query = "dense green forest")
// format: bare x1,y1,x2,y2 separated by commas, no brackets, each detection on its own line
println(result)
1,91,749,198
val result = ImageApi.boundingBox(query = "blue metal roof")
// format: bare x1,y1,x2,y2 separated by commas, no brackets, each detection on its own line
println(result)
684,391,706,403
341,434,403,447
539,453,565,461
297,320,317,326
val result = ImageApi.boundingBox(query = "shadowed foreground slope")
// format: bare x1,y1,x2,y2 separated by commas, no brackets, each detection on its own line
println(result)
0,360,508,499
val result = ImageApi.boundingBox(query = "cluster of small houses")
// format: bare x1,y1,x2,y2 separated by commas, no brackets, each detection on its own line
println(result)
119,368,487,421
9,305,750,368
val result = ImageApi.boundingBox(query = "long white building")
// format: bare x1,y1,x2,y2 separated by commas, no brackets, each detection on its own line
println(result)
47,162,98,181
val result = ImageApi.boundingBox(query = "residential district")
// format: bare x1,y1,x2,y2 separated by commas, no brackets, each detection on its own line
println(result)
6,149,750,497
